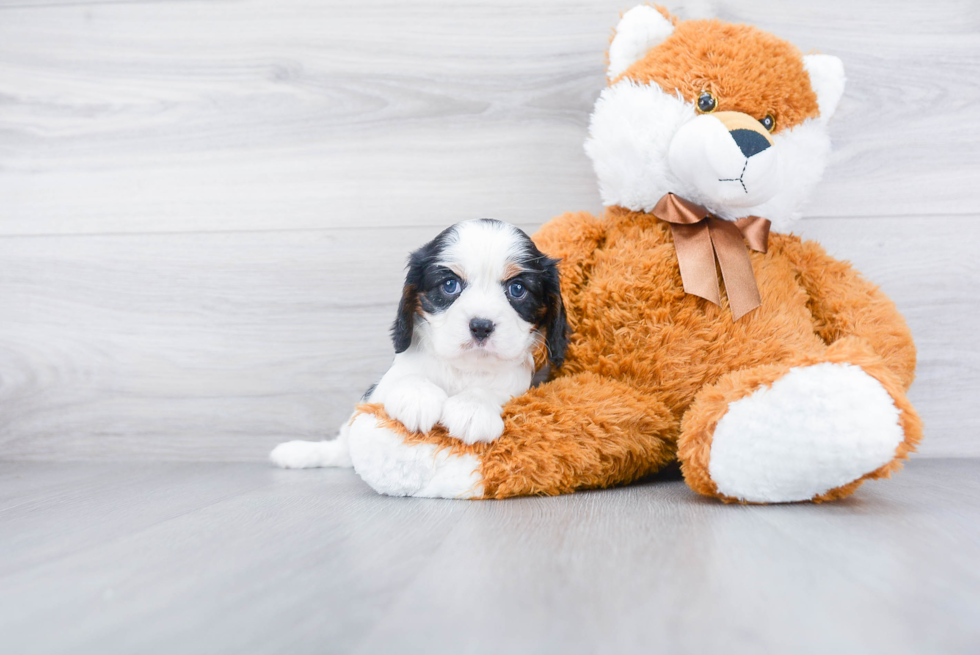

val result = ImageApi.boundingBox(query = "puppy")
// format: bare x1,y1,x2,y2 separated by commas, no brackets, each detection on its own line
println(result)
270,218,568,469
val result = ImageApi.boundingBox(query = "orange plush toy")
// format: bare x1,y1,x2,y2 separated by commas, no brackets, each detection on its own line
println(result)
346,5,922,503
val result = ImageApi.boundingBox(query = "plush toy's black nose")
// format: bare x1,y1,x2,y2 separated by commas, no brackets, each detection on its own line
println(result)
730,129,771,158
469,318,495,342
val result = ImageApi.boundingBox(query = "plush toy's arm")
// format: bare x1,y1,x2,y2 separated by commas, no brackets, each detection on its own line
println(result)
784,237,917,389
347,371,679,498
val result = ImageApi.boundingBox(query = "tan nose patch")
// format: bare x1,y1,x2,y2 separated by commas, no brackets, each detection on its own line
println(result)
713,111,773,145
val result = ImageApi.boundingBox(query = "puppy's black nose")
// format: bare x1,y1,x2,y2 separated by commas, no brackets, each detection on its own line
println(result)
469,318,495,342
730,128,771,158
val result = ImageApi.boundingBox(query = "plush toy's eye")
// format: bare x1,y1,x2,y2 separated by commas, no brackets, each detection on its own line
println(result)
761,114,776,132
697,91,717,113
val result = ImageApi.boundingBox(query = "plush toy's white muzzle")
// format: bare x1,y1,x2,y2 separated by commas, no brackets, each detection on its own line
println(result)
668,112,783,209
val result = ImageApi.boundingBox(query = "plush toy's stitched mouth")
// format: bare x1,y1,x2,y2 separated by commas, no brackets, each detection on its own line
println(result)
718,159,749,194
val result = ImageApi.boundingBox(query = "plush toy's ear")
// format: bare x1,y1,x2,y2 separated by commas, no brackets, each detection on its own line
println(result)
607,5,676,80
540,257,569,368
390,255,423,354
803,54,846,122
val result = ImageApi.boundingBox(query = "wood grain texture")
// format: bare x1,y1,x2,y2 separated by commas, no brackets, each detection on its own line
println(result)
0,0,978,235
0,217,976,459
2,459,979,654
0,1,977,460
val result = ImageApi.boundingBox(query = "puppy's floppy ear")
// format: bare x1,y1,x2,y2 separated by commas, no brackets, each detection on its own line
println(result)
541,257,569,368
390,253,423,353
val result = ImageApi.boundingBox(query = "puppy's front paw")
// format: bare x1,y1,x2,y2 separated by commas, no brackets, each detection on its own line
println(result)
383,381,448,433
440,394,505,444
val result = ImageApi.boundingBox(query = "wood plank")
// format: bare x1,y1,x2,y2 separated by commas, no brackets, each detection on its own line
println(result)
0,462,270,575
0,461,477,655
356,461,980,655
0,215,974,460
0,0,977,235
1,459,978,654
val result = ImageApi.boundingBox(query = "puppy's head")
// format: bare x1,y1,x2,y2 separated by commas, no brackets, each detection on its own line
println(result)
392,219,568,370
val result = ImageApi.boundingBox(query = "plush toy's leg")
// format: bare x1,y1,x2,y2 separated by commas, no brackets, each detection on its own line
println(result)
348,372,678,499
677,337,922,503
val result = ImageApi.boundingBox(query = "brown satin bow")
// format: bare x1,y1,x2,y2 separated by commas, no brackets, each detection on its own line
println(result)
651,193,771,321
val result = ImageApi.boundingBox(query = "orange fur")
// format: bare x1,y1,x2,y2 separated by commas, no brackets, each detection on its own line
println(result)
784,240,918,389
615,9,820,132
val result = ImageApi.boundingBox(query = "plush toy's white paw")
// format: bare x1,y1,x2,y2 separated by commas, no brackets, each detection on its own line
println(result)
709,362,905,503
382,380,448,433
347,414,483,499
269,439,352,468
440,393,505,444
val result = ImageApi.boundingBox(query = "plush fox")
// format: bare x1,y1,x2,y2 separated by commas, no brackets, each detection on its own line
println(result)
345,5,922,503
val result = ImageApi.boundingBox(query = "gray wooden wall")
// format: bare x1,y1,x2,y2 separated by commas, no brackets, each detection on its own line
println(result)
1,0,977,461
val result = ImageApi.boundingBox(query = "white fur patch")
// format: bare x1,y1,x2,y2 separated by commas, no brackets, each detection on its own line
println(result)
269,438,353,468
269,415,354,469
803,54,846,122
708,363,905,503
348,414,484,499
607,5,675,79
382,376,449,433
747,120,831,231
585,81,694,213
440,389,505,444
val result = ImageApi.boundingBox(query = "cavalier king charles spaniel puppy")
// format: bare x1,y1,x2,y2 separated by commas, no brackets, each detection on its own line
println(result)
270,218,568,469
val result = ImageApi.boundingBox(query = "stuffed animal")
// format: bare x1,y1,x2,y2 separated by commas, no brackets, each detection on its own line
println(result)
345,5,922,503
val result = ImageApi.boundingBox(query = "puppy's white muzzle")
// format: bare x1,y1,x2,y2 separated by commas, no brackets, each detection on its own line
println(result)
668,112,782,208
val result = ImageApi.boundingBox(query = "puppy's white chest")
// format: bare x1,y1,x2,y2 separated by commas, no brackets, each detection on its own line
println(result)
439,362,534,400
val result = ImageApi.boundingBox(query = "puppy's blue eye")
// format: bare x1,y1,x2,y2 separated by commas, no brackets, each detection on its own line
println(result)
442,278,461,295
508,281,527,299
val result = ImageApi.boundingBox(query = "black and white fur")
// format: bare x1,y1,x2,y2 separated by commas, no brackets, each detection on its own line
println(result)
270,219,567,469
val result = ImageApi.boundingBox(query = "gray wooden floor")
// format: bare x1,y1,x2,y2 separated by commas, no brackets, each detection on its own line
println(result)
2,459,979,655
